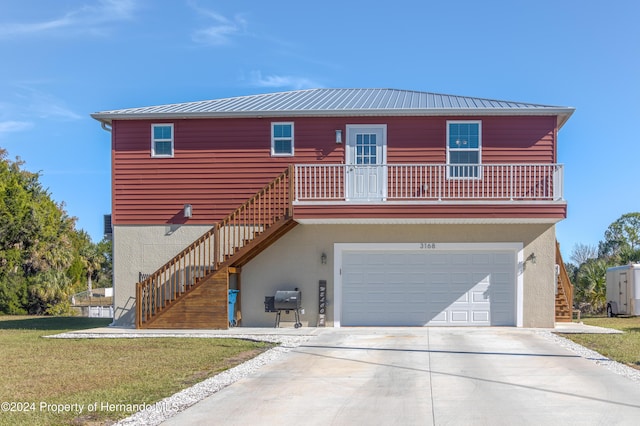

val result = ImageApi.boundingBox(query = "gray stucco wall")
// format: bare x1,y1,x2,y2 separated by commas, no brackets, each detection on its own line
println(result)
111,224,212,326
240,224,556,328
112,223,556,328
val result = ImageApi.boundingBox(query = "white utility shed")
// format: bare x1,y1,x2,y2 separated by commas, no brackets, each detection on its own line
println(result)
606,264,640,316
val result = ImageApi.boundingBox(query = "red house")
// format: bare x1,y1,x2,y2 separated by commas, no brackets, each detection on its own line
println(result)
91,88,574,329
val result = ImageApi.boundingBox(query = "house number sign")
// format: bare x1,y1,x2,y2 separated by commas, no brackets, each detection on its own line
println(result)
318,280,327,327
419,243,437,249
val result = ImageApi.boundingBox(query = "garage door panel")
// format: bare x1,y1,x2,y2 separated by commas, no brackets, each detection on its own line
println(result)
407,253,425,265
451,272,471,284
430,254,449,265
366,253,387,264
430,272,448,285
472,311,490,323
430,289,452,304
450,311,470,323
429,311,448,324
451,254,470,265
492,289,511,302
455,292,469,303
472,253,491,264
471,290,489,303
473,272,491,282
342,249,516,326
494,253,512,264
388,253,407,264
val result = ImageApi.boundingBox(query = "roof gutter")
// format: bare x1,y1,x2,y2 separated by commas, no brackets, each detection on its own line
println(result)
100,121,112,132
91,107,575,129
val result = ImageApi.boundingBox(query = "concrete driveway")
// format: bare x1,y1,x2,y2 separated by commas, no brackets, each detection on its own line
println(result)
163,328,640,425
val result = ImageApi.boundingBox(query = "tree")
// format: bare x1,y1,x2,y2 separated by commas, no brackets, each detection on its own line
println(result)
80,238,101,293
574,258,608,314
598,212,640,263
0,148,103,315
94,238,113,288
570,243,597,266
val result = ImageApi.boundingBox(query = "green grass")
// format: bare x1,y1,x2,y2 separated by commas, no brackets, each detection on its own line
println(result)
560,316,640,369
0,316,274,426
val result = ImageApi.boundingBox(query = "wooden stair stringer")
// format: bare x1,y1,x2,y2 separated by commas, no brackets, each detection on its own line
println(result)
230,218,297,268
143,266,230,329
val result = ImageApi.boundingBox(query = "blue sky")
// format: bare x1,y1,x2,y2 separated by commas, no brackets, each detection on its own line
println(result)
0,0,638,259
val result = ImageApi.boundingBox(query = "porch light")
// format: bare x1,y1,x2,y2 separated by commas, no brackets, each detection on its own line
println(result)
184,204,192,218
335,129,343,144
321,252,327,264
526,252,537,265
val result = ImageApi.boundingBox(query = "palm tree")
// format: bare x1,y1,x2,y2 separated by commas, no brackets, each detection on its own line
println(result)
576,259,608,313
80,244,102,294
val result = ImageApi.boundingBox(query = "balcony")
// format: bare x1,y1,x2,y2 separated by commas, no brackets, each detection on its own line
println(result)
294,163,564,203
291,163,565,223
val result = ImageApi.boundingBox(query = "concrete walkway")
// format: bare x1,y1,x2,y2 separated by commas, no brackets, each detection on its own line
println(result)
159,327,640,426
48,321,621,339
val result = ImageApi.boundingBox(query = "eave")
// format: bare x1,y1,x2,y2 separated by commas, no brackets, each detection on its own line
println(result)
91,107,574,129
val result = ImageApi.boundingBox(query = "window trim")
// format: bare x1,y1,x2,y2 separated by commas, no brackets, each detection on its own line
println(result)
271,122,294,157
151,123,174,158
446,120,482,179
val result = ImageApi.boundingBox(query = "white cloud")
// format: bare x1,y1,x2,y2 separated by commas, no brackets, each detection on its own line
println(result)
23,89,82,121
249,71,321,90
189,2,247,46
0,85,82,129
36,103,82,121
0,0,138,39
0,121,33,134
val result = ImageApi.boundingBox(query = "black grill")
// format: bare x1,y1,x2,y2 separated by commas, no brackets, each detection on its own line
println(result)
264,296,276,313
274,290,301,310
265,290,302,328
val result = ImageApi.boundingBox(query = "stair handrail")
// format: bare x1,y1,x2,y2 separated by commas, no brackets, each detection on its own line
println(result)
213,165,293,270
136,165,293,327
555,241,574,313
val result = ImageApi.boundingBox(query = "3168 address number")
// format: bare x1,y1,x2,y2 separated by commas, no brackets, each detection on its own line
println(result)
419,243,436,249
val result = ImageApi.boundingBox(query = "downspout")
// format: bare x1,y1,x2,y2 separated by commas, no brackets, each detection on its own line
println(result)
99,119,115,326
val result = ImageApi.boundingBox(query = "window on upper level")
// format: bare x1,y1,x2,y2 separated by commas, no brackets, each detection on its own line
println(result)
151,123,174,157
271,122,294,156
447,121,481,178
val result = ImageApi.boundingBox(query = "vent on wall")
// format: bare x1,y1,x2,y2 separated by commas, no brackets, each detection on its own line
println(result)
104,214,112,240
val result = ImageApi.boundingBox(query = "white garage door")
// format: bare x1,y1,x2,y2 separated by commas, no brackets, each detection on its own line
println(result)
341,250,516,326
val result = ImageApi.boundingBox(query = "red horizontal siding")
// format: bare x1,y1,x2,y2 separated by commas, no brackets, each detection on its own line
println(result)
111,116,558,225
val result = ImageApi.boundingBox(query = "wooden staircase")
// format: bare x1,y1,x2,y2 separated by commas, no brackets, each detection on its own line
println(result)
135,166,296,329
555,241,574,322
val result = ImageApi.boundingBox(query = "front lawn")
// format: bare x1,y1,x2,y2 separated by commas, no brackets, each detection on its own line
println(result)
0,316,273,425
559,316,640,370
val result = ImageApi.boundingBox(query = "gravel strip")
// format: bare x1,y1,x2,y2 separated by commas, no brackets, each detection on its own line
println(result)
537,330,640,383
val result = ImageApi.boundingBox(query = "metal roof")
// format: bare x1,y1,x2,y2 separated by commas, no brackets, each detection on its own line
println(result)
91,88,574,127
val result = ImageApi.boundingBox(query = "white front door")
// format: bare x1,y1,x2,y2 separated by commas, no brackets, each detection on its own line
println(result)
346,125,387,201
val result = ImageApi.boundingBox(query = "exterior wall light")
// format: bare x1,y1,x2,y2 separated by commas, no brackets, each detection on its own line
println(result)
335,129,343,144
526,252,536,265
321,252,327,264
184,204,193,218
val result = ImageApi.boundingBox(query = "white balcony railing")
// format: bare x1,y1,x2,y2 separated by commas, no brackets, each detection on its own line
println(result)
294,164,563,202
